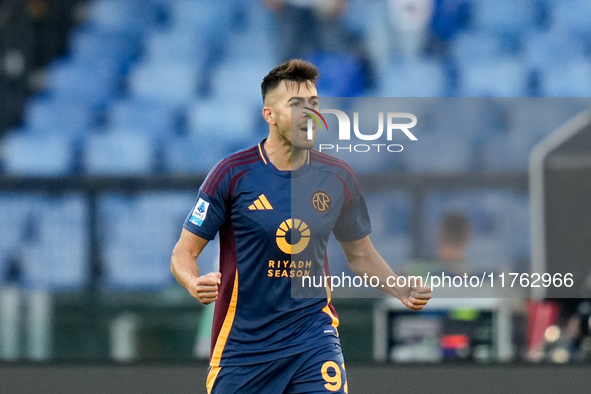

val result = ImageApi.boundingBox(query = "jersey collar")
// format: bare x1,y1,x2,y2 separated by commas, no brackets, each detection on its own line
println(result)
257,139,310,178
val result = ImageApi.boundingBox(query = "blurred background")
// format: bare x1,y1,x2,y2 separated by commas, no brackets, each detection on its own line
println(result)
1,0,591,384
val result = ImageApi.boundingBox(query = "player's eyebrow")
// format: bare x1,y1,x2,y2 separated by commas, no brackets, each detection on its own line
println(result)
288,96,319,103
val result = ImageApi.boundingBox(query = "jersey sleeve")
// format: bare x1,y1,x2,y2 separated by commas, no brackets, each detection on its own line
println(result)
332,169,372,242
183,163,230,240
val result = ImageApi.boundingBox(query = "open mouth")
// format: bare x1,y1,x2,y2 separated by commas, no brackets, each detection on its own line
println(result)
299,124,314,133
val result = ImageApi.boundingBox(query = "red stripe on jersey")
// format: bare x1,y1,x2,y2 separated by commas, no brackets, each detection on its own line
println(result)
229,170,249,196
202,148,258,194
310,154,361,194
203,150,258,195
311,150,356,176
208,156,259,196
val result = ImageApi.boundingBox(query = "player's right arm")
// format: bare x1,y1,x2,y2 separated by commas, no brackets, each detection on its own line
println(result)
171,229,221,304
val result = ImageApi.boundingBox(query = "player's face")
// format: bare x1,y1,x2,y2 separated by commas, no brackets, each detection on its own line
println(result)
267,81,319,150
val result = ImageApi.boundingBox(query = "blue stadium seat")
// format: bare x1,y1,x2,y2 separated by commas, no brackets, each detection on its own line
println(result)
163,136,229,175
128,61,200,106
225,29,278,66
450,31,512,64
143,29,209,65
551,0,591,35
23,97,94,135
458,58,529,96
86,0,158,33
377,60,449,97
168,0,234,38
186,98,257,140
1,132,75,176
469,0,539,34
539,61,591,97
303,52,365,97
83,132,155,175
69,26,140,67
342,0,372,38
99,192,195,290
20,196,88,290
44,59,119,107
209,60,273,107
523,31,587,72
107,98,179,139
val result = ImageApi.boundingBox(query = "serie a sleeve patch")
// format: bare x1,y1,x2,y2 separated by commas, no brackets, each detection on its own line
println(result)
189,198,210,226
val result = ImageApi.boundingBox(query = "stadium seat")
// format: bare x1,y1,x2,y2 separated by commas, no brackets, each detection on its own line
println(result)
99,192,195,290
550,0,591,35
19,196,88,291
538,61,591,97
1,132,75,176
107,98,180,139
377,59,449,97
44,59,119,107
450,31,513,64
224,29,278,66
83,132,155,175
186,98,257,140
143,29,209,65
458,58,530,96
523,31,587,73
86,0,158,33
168,0,234,38
163,136,230,175
128,61,200,106
469,0,539,34
23,97,95,136
69,26,140,68
209,59,274,107
303,52,365,97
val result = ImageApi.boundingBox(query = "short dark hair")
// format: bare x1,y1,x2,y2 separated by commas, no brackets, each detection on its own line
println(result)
261,59,319,103
439,212,471,246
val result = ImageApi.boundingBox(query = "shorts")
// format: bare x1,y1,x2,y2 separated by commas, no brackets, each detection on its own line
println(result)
207,341,348,394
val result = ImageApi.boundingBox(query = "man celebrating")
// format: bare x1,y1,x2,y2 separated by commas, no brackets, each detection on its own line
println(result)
171,59,431,393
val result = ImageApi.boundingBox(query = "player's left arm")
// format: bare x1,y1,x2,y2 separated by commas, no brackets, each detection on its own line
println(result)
340,235,431,310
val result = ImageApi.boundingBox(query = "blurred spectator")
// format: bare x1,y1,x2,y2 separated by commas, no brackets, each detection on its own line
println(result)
402,212,473,277
366,0,437,77
262,0,353,61
388,0,434,57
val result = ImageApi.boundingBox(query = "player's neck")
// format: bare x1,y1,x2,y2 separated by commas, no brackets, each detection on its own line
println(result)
263,136,307,171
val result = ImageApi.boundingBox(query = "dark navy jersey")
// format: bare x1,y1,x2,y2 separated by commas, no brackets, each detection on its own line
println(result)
183,139,371,367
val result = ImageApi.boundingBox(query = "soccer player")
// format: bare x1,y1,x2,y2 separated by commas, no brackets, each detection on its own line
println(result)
171,59,431,393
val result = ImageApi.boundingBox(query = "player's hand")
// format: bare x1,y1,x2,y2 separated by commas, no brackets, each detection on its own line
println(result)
400,284,431,311
190,272,221,305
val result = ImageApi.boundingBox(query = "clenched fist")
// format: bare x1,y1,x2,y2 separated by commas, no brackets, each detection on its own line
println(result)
400,285,432,311
188,272,222,304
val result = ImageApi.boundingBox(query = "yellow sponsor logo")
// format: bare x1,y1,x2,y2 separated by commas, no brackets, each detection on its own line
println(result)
275,219,310,254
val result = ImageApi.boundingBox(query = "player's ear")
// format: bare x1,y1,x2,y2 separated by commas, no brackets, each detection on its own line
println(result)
262,106,276,125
